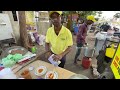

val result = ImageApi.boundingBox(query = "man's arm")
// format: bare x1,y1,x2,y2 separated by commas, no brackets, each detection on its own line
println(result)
60,46,72,57
45,43,52,59
45,43,51,52
53,46,72,61
61,28,73,56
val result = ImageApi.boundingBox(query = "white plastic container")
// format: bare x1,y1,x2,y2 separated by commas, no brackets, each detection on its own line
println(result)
0,68,17,79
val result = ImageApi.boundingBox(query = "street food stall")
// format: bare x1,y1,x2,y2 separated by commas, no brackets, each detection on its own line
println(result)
0,45,89,79
0,45,77,79
0,58,90,79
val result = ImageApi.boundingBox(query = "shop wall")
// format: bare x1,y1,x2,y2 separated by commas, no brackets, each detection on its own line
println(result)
3,11,20,45
37,11,50,35
37,21,50,35
2,11,50,45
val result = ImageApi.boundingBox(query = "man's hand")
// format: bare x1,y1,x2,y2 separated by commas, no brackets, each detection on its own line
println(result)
52,54,63,61
52,46,72,61
45,51,52,59
84,43,88,47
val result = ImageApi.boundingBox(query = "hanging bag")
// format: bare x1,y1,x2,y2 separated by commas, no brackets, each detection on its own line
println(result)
105,44,115,58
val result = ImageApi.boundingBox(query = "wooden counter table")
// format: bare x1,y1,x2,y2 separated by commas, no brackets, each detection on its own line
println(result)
15,60,76,79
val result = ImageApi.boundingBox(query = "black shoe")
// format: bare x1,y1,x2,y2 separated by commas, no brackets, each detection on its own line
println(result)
77,59,81,61
74,61,77,64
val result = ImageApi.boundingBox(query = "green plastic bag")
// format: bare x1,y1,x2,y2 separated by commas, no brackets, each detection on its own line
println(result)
1,54,23,67
6,54,13,60
13,54,23,62
1,59,16,68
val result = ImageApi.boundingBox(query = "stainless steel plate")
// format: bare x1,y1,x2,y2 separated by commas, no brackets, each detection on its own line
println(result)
69,74,89,79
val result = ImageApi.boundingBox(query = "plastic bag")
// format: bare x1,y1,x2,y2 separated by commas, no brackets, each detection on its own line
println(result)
1,60,16,68
39,34,46,46
48,54,61,66
13,54,23,61
0,68,17,79
28,32,36,42
105,44,115,58
1,54,23,67
33,32,40,45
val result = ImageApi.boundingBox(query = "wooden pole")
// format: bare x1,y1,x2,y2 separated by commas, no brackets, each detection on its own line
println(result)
18,11,29,49
70,12,73,31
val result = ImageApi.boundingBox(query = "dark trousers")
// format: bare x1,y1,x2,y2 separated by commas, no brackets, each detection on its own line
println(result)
94,38,98,48
51,51,66,68
58,56,66,68
74,43,83,62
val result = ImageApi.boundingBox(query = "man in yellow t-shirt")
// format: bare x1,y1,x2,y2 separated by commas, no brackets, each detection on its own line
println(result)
45,11,73,68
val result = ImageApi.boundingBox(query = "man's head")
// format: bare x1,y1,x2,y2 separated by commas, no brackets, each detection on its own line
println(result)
86,15,96,25
49,11,62,27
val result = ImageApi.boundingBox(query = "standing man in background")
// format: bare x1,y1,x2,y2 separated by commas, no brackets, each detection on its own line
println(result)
74,15,96,64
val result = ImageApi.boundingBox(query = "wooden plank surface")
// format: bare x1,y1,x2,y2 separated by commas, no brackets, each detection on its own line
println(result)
12,52,41,74
15,60,76,79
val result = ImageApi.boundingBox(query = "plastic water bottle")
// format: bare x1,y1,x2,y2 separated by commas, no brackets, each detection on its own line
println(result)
84,46,88,57
31,46,37,53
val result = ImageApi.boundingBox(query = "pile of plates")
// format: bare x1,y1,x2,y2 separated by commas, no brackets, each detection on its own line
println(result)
69,74,89,79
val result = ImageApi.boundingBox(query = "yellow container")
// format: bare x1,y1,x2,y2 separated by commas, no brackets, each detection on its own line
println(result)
105,44,115,58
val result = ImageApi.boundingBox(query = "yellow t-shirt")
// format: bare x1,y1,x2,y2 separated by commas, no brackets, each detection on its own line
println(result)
45,26,73,54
